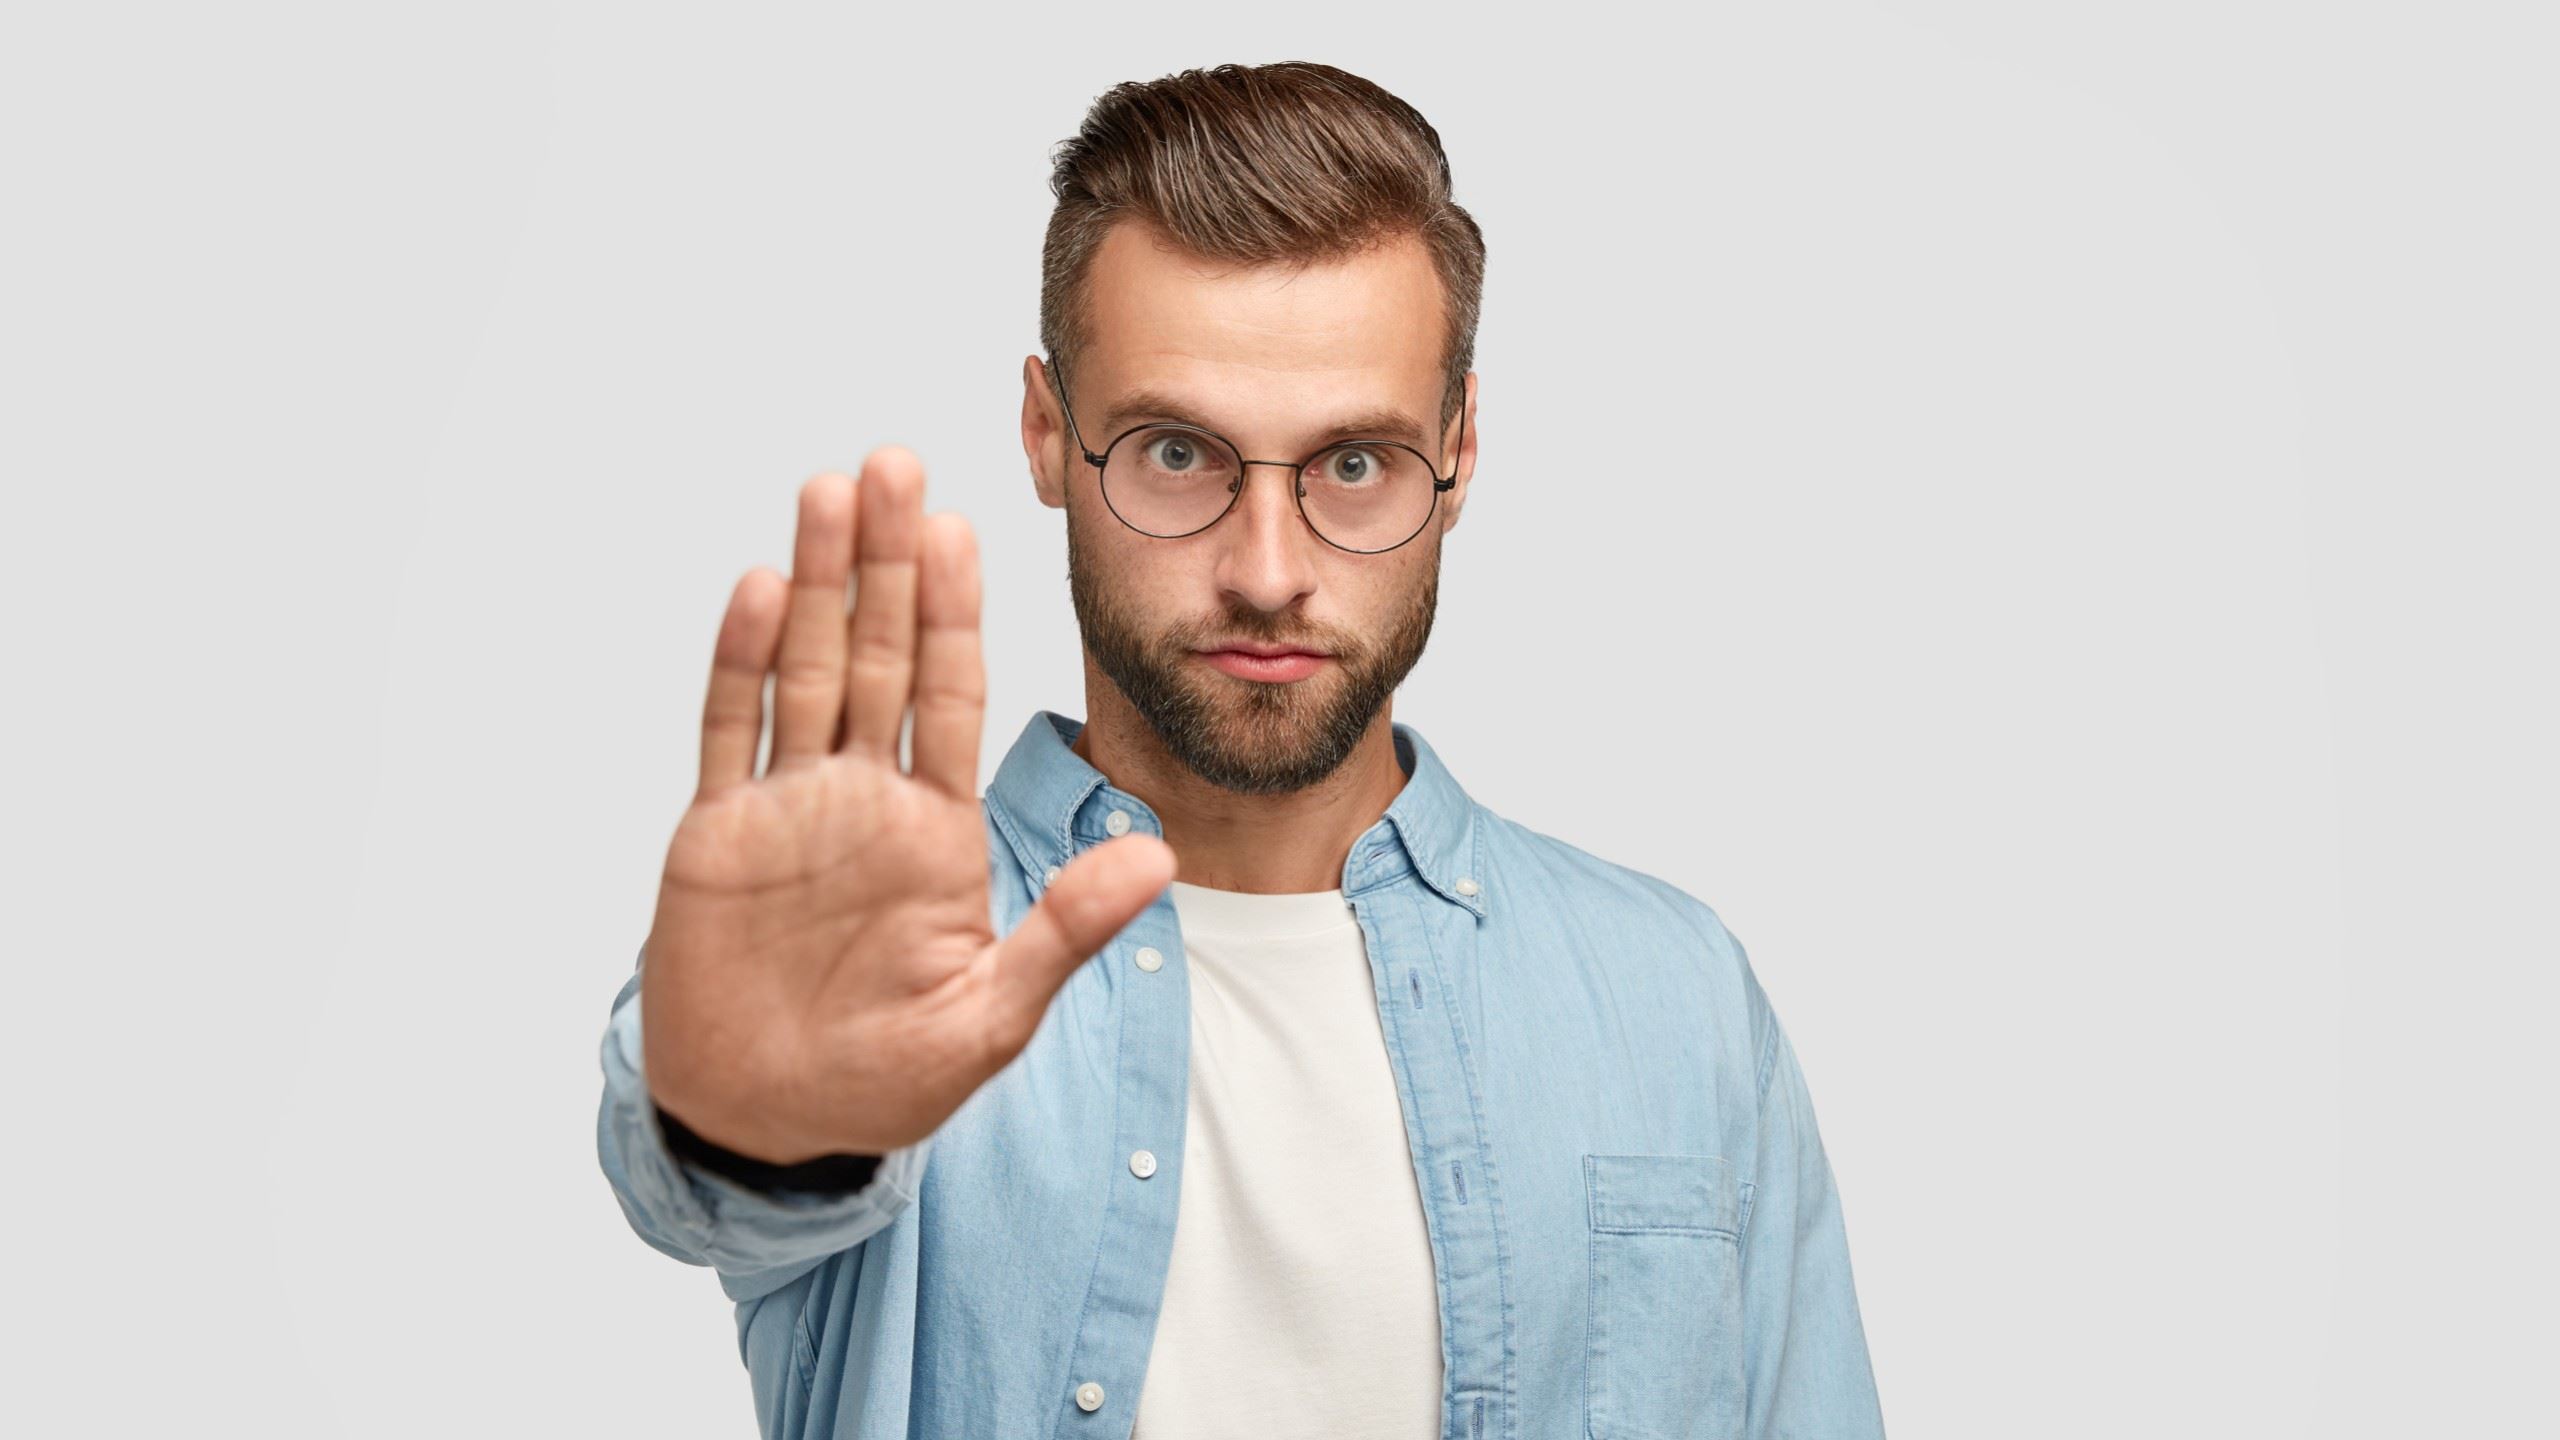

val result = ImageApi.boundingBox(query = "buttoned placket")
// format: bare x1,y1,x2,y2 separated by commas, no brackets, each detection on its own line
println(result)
1051,801,1192,1433
1342,837,1508,1440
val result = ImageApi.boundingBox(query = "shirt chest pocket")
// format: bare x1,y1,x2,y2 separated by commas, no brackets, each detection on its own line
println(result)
1583,1152,1755,1440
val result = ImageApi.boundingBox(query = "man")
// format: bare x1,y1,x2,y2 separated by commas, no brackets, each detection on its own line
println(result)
598,60,1885,1439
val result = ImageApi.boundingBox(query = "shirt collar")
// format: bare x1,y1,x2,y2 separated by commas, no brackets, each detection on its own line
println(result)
984,709,1488,920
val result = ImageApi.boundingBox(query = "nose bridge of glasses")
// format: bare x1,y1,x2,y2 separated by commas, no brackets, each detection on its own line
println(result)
1228,457,1308,517
1216,456,1314,548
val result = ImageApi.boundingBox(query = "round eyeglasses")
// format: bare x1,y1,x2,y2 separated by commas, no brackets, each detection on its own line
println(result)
1048,356,1462,555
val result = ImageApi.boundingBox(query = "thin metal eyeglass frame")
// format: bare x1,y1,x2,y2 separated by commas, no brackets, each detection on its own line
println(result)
1046,354,1463,555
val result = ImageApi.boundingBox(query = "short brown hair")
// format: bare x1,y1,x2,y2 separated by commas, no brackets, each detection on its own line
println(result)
1039,62,1486,427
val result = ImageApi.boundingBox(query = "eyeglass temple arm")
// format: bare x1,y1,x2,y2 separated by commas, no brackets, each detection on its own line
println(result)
1045,355,1108,467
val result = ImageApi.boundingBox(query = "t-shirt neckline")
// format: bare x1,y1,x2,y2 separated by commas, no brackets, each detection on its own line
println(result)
1165,878,1357,941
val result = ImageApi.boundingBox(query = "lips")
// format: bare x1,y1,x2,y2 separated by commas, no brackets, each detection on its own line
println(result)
1200,649,1328,682
1199,643,1329,658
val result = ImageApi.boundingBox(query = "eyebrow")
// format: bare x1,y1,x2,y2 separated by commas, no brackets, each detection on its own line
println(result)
1098,388,1434,451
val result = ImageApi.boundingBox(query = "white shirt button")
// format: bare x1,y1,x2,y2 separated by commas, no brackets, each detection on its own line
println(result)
1134,945,1164,973
1043,864,1061,886
1455,877,1480,896
1075,1380,1105,1412
1104,809,1131,836
1128,1148,1157,1179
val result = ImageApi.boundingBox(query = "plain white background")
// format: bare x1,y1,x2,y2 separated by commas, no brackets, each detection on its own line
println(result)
5,1,2552,1434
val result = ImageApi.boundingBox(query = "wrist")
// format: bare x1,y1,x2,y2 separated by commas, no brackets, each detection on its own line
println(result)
653,1102,883,1196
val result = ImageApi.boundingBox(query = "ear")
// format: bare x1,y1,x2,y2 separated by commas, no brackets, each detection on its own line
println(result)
1437,371,1480,535
1022,354,1070,510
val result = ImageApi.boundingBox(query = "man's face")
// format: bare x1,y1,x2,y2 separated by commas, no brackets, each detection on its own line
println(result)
1028,218,1473,797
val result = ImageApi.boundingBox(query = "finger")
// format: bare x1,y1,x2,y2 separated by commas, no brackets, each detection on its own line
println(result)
987,835,1179,1048
699,567,787,799
771,473,858,768
842,446,927,763
909,513,986,799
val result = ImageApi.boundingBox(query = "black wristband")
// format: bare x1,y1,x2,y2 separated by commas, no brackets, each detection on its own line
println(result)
656,1104,883,1196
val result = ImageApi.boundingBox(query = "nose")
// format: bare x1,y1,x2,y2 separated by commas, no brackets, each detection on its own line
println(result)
1211,461,1323,612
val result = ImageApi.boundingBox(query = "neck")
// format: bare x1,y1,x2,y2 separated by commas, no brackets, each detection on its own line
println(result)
1069,679,1409,895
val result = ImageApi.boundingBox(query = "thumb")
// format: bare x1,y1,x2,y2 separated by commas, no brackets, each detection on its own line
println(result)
988,834,1178,1038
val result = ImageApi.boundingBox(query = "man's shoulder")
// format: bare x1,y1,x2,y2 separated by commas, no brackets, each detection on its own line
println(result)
1478,803,1780,1076
1475,805,1748,970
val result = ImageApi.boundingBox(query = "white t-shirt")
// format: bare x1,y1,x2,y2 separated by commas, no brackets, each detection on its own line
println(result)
1127,880,1444,1438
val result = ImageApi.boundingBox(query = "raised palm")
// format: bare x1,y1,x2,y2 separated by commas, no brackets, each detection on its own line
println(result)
641,448,1176,1165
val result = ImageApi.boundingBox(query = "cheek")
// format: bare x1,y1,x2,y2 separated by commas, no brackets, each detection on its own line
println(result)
1090,560,1194,636
1378,549,1436,599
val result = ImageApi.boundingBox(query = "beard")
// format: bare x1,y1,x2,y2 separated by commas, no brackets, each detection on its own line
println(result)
1066,505,1440,796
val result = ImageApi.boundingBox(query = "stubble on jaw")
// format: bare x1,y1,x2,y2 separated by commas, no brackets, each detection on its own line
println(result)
1064,507,1440,797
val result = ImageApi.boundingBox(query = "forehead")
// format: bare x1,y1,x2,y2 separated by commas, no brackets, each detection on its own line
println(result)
1077,218,1447,409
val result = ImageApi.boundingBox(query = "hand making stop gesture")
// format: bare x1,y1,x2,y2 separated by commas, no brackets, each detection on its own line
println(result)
640,448,1178,1165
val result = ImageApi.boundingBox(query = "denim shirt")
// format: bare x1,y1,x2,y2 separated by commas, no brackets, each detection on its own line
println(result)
597,709,1886,1440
